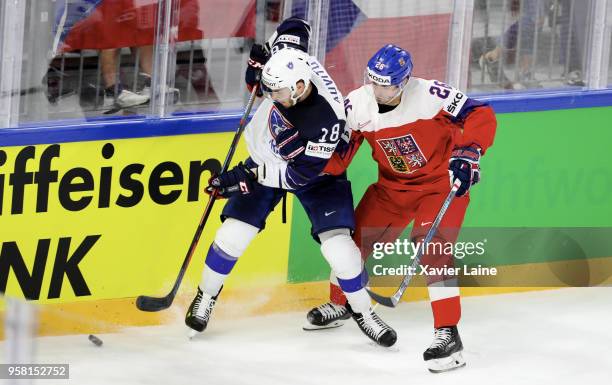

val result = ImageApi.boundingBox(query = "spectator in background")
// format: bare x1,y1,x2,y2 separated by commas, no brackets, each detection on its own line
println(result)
101,45,152,108
557,0,588,86
101,43,180,109
479,0,548,89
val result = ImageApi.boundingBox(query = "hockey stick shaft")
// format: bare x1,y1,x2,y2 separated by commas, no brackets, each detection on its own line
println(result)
136,85,260,312
367,179,461,307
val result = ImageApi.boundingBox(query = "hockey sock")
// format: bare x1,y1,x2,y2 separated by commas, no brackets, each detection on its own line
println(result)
330,282,347,305
431,296,461,328
320,229,370,313
337,270,370,314
200,218,259,296
428,284,461,328
200,242,238,296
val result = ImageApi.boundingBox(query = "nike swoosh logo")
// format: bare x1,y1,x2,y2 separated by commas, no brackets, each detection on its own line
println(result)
357,120,371,129
421,221,432,226
324,211,336,217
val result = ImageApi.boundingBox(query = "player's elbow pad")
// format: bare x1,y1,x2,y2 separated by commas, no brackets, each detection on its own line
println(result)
462,106,497,155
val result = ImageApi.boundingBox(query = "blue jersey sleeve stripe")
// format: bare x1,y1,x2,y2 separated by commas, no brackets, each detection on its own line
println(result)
454,98,488,121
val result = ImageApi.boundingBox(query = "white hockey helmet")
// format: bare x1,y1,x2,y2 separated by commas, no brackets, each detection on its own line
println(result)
261,48,311,106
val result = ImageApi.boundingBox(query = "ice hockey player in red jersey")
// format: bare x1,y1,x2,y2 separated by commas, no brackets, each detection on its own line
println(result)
305,44,497,373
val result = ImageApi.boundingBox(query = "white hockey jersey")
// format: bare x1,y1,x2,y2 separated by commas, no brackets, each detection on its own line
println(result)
325,77,496,191
243,57,347,190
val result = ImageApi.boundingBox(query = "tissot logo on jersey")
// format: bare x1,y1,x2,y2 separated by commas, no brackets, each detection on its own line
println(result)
376,134,427,174
304,141,336,159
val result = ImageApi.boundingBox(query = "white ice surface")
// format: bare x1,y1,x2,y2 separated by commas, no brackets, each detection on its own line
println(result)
3,288,611,385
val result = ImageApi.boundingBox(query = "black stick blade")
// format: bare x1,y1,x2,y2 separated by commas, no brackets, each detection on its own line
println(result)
135,295,173,312
366,288,399,308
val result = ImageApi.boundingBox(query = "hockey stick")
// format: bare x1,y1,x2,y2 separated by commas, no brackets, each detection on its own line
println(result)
366,179,461,308
136,84,260,312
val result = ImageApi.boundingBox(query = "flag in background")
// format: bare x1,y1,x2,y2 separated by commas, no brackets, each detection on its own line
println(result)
52,0,102,55
291,0,453,94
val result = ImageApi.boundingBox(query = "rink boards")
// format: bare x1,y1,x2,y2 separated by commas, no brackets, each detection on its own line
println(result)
1,100,611,336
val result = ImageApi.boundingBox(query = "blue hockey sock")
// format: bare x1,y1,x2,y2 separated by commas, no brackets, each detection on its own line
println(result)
200,242,238,296
337,270,371,313
337,269,368,293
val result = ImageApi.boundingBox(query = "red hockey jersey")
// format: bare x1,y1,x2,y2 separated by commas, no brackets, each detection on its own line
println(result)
325,77,497,192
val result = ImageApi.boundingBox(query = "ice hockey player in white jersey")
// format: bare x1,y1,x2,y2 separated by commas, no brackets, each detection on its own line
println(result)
185,18,397,347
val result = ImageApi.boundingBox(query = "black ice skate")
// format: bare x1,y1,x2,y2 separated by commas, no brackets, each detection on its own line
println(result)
185,286,220,338
303,302,351,331
423,326,466,373
350,306,397,347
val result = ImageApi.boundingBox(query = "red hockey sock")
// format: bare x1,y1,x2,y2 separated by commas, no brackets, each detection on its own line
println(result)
431,296,461,328
330,282,347,305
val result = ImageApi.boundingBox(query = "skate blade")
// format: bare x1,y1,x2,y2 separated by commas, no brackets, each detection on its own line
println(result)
187,328,200,339
302,320,346,331
427,351,466,373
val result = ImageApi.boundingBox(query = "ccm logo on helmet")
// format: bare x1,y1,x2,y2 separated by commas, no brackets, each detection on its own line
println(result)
262,78,278,89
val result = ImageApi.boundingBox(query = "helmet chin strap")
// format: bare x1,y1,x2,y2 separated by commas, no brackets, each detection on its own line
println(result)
290,81,310,105
376,77,409,105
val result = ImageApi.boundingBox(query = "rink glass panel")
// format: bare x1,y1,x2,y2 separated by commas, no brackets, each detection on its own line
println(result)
0,0,264,126
608,0,612,86
316,1,453,95
468,0,593,93
1,0,612,128
1,0,164,125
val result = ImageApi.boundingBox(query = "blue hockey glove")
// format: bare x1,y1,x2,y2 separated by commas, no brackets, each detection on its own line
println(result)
207,162,257,198
449,146,481,197
245,44,269,95
275,128,306,160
